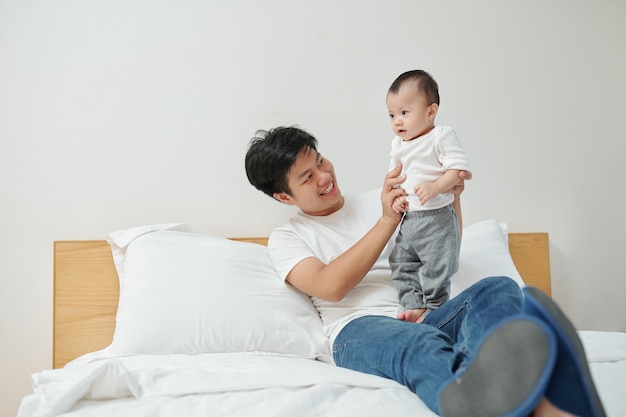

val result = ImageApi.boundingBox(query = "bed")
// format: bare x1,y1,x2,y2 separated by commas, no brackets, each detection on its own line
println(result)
18,219,626,417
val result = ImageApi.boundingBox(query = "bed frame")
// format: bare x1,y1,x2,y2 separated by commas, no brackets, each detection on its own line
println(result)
53,234,550,369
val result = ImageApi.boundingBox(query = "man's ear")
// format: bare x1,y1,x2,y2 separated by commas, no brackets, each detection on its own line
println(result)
273,192,293,205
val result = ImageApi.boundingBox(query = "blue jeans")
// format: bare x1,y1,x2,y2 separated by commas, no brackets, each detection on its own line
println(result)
333,276,523,414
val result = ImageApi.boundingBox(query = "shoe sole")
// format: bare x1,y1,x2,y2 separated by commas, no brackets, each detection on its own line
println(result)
523,286,606,417
439,317,555,417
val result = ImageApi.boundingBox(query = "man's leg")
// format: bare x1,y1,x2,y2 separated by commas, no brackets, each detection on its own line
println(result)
523,286,606,417
438,315,556,417
332,278,532,414
424,277,558,416
333,315,458,413
423,276,523,361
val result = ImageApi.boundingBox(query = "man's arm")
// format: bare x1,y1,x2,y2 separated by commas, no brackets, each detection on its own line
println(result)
286,167,470,302
448,170,470,234
286,164,407,302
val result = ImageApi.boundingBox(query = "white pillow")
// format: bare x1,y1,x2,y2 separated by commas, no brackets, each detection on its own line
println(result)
451,219,525,298
106,224,331,361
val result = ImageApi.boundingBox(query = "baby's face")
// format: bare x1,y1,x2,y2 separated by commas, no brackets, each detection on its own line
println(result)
386,83,435,141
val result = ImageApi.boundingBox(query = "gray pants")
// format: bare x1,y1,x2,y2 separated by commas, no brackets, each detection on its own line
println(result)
390,204,460,312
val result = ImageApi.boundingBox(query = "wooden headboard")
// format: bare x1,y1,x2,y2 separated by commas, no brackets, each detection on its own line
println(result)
53,233,550,369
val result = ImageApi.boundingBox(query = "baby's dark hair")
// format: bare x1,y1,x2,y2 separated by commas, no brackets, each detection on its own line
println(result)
388,70,440,106
245,126,318,197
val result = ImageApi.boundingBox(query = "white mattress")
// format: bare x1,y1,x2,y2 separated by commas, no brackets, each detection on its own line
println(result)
18,331,626,417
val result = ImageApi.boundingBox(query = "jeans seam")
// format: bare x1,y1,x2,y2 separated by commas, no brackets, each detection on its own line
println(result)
435,296,470,330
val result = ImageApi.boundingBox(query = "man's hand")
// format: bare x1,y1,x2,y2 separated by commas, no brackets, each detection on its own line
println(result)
447,170,471,199
382,163,407,224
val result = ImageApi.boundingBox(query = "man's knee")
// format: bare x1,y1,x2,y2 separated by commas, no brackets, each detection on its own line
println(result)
476,276,523,303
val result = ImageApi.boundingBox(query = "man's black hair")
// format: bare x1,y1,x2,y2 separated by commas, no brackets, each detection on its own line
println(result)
245,126,318,197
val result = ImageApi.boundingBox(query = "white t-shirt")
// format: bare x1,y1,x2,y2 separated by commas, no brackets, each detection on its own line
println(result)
268,189,400,346
389,125,471,210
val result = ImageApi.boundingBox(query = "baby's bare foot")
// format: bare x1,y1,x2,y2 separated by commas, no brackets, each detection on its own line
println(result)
397,308,426,323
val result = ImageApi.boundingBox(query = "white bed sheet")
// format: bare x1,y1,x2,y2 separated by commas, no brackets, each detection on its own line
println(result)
580,331,626,417
19,353,434,417
19,331,626,417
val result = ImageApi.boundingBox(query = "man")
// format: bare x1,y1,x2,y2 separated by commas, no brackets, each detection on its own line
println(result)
245,126,605,417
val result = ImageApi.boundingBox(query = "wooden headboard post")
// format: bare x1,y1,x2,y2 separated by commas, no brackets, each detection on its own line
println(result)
53,241,119,368
508,232,551,296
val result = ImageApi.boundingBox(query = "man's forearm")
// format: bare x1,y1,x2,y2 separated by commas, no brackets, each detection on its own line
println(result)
320,216,398,301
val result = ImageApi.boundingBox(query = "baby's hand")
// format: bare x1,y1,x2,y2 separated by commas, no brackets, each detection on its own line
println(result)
414,182,441,205
392,195,408,214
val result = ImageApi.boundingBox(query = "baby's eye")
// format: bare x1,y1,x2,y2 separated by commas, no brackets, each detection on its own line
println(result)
389,114,394,119
401,110,409,115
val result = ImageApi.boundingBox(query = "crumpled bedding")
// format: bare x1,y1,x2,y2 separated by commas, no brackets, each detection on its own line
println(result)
18,331,626,417
18,353,434,417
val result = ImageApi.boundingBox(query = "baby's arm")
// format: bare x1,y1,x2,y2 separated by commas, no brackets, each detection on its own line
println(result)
414,169,461,205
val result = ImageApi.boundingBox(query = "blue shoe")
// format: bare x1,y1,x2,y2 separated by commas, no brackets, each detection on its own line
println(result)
523,286,606,417
438,316,556,417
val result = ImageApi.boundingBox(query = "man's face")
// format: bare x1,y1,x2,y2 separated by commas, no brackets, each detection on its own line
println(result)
273,147,344,216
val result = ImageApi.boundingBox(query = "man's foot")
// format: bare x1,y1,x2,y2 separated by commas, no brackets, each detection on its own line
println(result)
523,286,606,417
397,308,426,323
438,316,556,417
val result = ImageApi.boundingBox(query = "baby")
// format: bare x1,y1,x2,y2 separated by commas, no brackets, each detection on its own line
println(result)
387,69,472,323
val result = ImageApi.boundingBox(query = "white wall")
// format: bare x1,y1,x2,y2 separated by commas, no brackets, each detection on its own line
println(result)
1,1,625,415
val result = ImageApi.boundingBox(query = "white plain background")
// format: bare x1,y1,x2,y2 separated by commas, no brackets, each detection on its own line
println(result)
1,1,625,415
